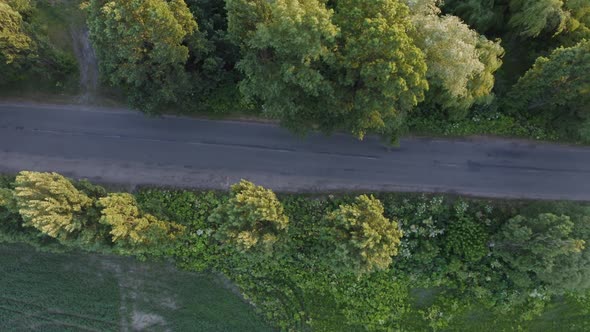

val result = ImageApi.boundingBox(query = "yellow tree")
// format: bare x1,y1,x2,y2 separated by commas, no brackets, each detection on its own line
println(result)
14,171,92,240
98,193,184,247
324,195,403,274
209,180,289,253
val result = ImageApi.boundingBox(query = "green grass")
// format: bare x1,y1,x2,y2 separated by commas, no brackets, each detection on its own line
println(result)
0,243,272,332
451,299,590,332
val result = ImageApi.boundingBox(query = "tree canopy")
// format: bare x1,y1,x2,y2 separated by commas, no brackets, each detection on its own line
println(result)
324,194,403,274
405,0,504,117
0,0,33,64
98,193,185,247
227,0,339,134
209,180,289,253
493,213,587,294
86,0,198,112
508,39,590,142
227,0,428,143
13,171,92,240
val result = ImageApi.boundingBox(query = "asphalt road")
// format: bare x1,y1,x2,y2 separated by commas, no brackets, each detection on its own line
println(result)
1,103,589,200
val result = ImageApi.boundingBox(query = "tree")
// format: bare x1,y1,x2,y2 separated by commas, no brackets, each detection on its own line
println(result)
86,0,198,112
493,213,587,294
507,39,590,142
98,193,185,247
0,0,33,64
508,0,569,38
228,0,428,143
324,195,403,274
405,0,504,118
0,0,35,84
227,0,339,135
0,188,17,214
208,180,289,253
330,0,429,142
13,171,92,240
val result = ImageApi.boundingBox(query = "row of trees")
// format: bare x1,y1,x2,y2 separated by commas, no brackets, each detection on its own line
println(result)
2,1,588,142
1,172,589,329
84,0,507,143
210,180,404,274
82,0,590,143
0,171,184,252
0,172,405,274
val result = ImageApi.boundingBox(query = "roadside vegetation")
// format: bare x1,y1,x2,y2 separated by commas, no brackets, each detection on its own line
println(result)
1,172,589,330
1,0,589,143
0,0,80,96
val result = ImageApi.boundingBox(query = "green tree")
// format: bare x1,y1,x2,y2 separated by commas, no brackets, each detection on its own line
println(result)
508,39,590,142
405,0,503,117
493,213,587,293
209,180,289,253
13,171,92,240
228,0,428,143
86,0,198,112
324,195,403,274
98,193,185,247
508,0,569,38
330,0,429,142
227,0,339,134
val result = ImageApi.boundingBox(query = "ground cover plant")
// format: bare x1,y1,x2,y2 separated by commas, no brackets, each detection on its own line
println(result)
0,242,272,331
1,172,589,330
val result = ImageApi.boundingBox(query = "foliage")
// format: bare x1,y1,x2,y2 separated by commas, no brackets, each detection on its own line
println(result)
86,0,198,112
98,193,185,249
227,0,339,134
329,0,428,142
2,173,590,330
444,214,489,263
405,0,504,118
493,213,587,294
228,0,428,143
0,187,17,214
135,188,222,271
209,180,288,253
324,194,403,274
0,0,33,64
13,171,92,241
507,39,590,142
0,0,77,88
442,0,507,35
508,0,569,38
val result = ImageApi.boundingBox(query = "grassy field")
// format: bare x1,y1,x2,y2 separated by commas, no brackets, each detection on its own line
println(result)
0,243,272,332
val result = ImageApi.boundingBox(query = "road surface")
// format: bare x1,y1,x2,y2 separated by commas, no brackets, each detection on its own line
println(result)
1,103,589,201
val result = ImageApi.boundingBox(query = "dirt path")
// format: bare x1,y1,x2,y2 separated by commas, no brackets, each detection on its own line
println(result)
70,24,99,102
